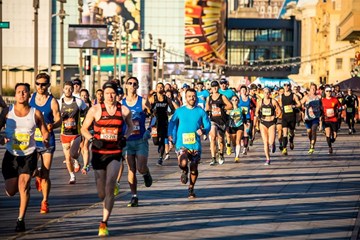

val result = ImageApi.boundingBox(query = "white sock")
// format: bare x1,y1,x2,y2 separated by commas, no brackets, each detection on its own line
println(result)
235,145,241,158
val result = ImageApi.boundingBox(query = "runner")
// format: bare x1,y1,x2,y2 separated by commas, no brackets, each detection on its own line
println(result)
29,73,61,214
344,88,358,134
206,80,232,166
1,83,50,232
122,77,153,207
237,85,252,155
333,85,345,130
72,78,82,98
149,82,178,166
248,84,258,146
275,87,284,150
81,81,133,236
168,88,211,198
281,82,301,155
79,89,92,174
322,86,341,154
254,87,281,165
93,89,104,105
301,83,322,154
0,95,9,128
59,81,88,184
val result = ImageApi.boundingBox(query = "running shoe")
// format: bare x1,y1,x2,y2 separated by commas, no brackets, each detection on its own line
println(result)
234,157,240,163
188,188,196,199
282,148,288,155
98,222,108,237
69,176,76,185
35,176,42,192
328,147,333,154
308,148,315,154
289,142,294,150
226,146,232,156
279,143,283,151
143,172,153,187
157,158,163,166
40,201,49,214
164,153,170,161
242,148,247,155
271,143,276,153
264,160,270,166
181,171,188,184
209,158,216,166
218,154,225,165
127,196,139,207
349,129,352,135
114,182,120,196
73,160,81,173
15,219,25,232
81,165,90,175
203,135,208,141
330,136,336,143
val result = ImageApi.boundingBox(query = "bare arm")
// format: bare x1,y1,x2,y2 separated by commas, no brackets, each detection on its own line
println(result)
50,97,62,130
222,95,233,110
121,105,134,138
142,97,151,115
35,109,50,146
81,105,97,141
294,94,301,108
0,96,8,129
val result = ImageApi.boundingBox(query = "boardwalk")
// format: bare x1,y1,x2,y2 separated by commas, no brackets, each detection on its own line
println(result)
1,125,360,239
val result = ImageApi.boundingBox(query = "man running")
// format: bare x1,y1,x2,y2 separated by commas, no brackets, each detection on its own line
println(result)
168,88,211,198
122,77,153,207
1,83,49,232
81,81,133,236
29,73,61,214
344,88,359,134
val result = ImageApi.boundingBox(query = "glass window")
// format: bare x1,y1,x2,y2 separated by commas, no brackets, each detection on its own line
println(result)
336,58,343,70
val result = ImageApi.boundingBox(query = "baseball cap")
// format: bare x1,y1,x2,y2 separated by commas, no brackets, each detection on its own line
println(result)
117,86,124,95
182,83,189,89
249,84,257,90
211,81,220,87
220,78,228,84
72,78,82,86
102,81,118,93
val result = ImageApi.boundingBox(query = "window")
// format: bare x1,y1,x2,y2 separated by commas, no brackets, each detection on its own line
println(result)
336,58,343,70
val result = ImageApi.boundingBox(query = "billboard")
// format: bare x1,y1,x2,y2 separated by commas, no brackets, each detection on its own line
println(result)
185,0,226,65
68,24,108,49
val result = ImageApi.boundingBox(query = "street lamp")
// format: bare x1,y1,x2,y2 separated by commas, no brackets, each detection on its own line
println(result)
33,0,39,80
125,21,130,80
161,42,166,82
78,0,83,81
155,39,162,82
57,0,66,87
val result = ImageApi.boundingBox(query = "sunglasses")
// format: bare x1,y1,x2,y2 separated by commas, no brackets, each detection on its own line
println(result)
127,82,138,86
231,99,238,102
283,84,290,86
73,83,81,86
35,82,48,87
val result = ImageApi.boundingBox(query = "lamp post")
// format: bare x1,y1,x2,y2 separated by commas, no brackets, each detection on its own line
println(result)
0,0,3,95
58,0,66,87
125,21,130,80
78,0,83,81
148,33,153,50
155,39,162,82
111,15,119,79
33,0,39,80
161,42,166,82
118,17,123,82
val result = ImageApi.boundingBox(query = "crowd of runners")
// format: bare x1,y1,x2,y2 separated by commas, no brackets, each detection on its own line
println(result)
0,73,359,236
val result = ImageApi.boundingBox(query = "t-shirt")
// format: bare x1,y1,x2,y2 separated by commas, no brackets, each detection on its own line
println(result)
321,97,340,122
196,90,210,109
219,88,236,100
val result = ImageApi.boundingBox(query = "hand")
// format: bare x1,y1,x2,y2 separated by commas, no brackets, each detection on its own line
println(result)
90,138,103,149
196,129,204,136
0,136,9,145
143,130,151,141
47,123,53,132
43,139,50,148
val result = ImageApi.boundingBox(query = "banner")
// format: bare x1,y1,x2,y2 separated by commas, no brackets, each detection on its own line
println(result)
185,0,226,65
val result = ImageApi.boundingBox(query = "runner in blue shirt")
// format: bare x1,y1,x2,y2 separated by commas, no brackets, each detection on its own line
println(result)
196,81,210,109
168,88,211,199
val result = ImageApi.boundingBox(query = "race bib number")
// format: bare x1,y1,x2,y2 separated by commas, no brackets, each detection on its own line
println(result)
326,108,335,118
151,126,158,137
64,118,76,129
284,105,293,113
182,132,196,145
131,120,140,135
262,107,271,116
211,105,221,117
347,107,353,113
34,128,43,141
241,106,249,115
100,127,118,141
13,131,30,150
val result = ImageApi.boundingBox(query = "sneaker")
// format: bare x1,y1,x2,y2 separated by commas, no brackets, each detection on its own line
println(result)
143,172,153,187
180,171,188,184
226,146,232,156
114,182,120,196
40,201,49,214
15,219,25,232
353,128,356,133
209,158,216,166
282,148,288,155
35,176,42,192
271,143,276,153
164,153,170,161
188,188,196,199
289,142,294,150
330,137,335,143
157,158,163,166
81,165,90,175
328,147,333,154
249,139,254,146
242,148,247,155
264,160,270,166
349,129,352,135
234,157,240,163
218,155,225,165
69,176,76,185
73,160,80,173
279,144,283,151
308,148,315,154
203,135,208,141
127,196,139,207
98,222,108,237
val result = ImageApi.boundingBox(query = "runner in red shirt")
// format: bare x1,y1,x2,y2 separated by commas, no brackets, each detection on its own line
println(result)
321,86,341,154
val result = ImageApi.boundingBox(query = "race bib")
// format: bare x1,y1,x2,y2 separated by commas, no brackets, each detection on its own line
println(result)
131,120,140,135
326,108,335,118
64,118,76,129
211,105,221,117
13,131,30,150
347,107,353,113
100,127,118,141
182,132,196,145
262,107,272,116
151,126,158,137
284,105,293,113
241,106,249,115
34,128,43,141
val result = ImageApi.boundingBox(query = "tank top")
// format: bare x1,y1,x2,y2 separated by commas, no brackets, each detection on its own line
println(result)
92,102,124,155
29,93,56,142
238,95,251,120
281,93,295,117
60,97,81,135
304,95,322,121
260,99,276,119
122,96,146,141
5,105,36,156
152,94,169,124
209,94,227,125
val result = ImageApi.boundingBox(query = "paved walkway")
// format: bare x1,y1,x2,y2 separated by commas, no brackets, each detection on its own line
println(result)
1,125,360,239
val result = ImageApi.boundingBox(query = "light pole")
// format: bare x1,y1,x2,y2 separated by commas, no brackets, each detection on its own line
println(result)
78,0,83,81
118,17,123,82
58,0,66,87
161,42,166,82
33,0,39,80
125,21,130,80
0,0,3,95
155,39,162,82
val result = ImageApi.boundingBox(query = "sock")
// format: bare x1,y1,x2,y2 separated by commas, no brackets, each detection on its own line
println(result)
235,145,241,158
243,137,249,147
133,194,137,198
226,143,230,148
283,136,288,148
